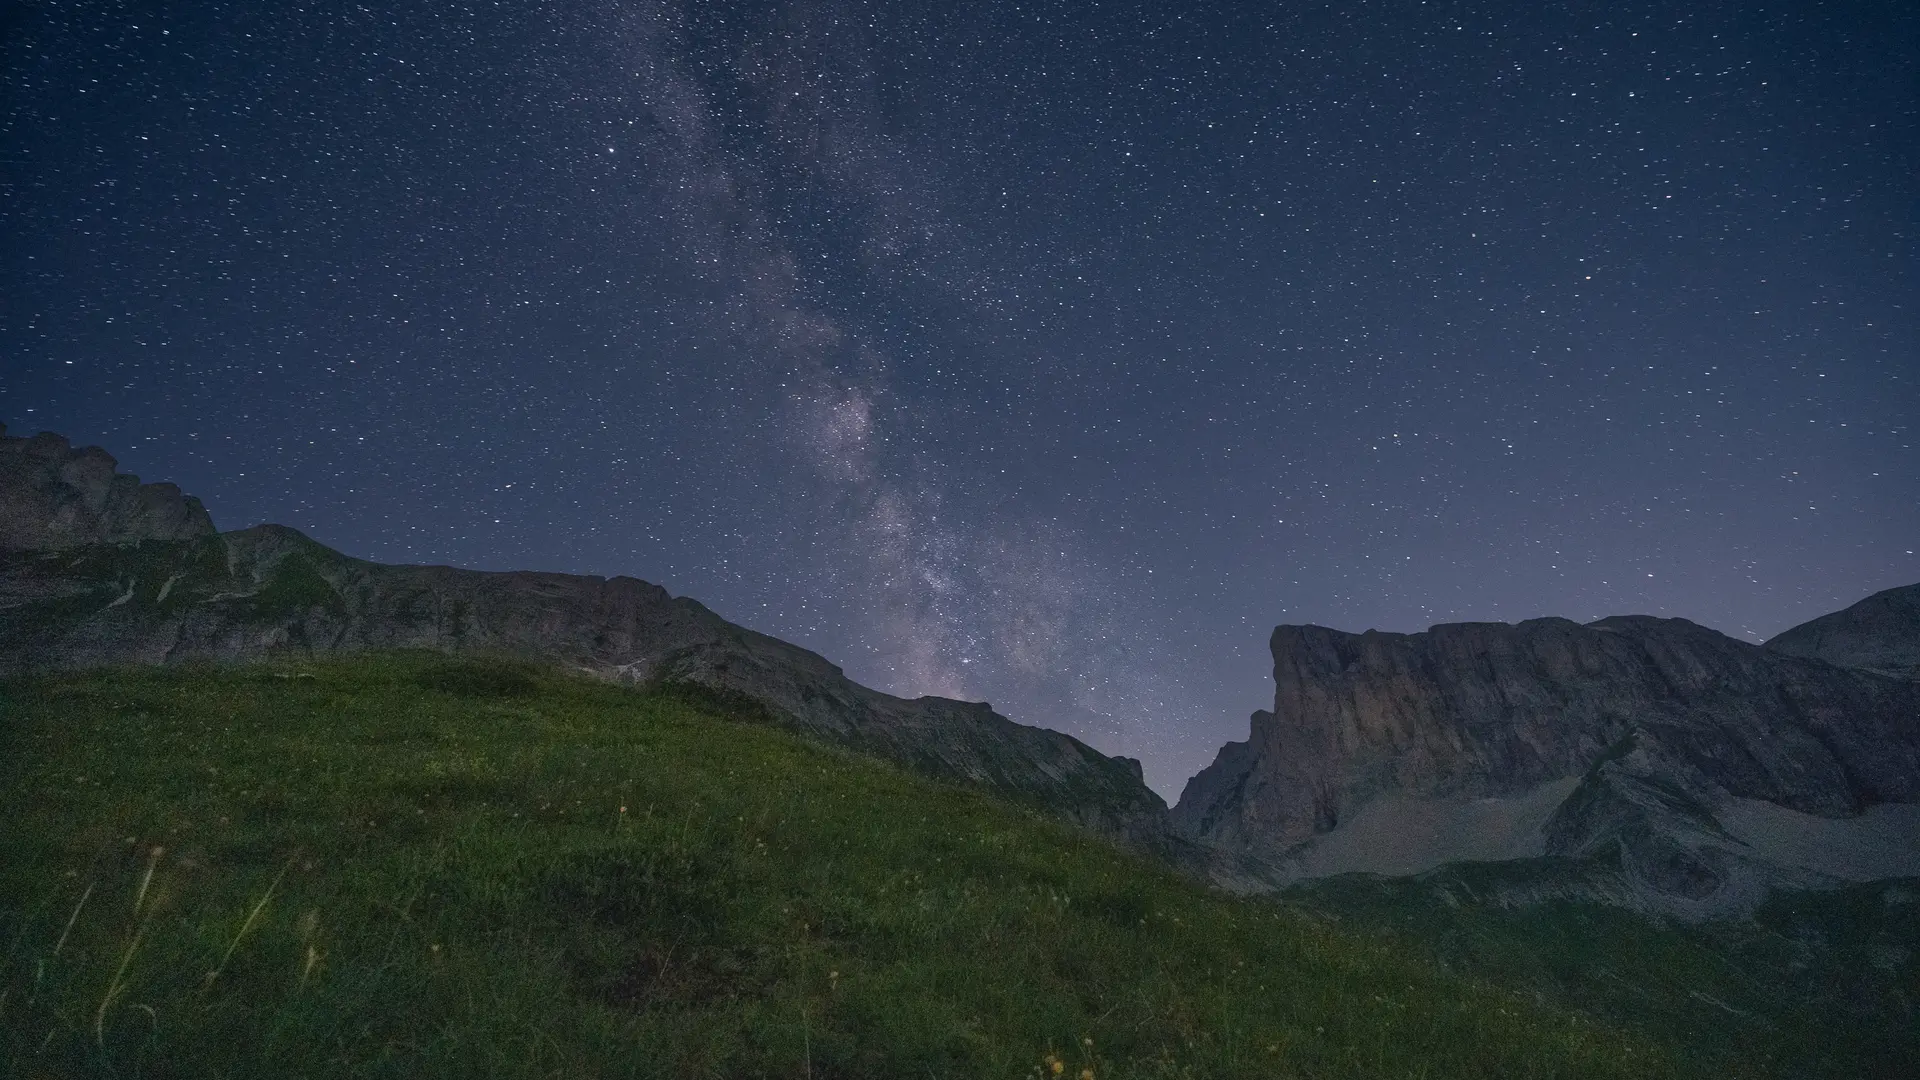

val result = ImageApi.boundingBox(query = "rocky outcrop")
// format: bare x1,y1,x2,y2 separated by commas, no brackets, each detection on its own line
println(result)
1173,613,1920,915
1766,583,1920,681
0,424,216,550
0,428,1167,848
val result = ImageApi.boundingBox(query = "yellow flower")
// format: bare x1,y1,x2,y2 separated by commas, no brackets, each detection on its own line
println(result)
1080,1070,1095,1080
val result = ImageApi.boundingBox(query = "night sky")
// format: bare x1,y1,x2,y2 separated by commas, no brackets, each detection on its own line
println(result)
5,1,1916,796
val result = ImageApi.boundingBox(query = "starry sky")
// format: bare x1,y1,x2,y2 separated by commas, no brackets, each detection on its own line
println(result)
5,1,1916,796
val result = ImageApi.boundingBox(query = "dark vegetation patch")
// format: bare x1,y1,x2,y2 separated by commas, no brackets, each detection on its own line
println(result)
412,657,541,698
545,846,759,1009
389,768,524,805
1081,880,1154,928
244,553,345,617
643,672,781,726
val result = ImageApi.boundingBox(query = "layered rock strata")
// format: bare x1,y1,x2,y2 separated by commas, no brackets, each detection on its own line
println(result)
1174,613,1920,914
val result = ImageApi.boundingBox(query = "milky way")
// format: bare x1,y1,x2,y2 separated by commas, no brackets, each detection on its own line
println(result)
4,1,1915,795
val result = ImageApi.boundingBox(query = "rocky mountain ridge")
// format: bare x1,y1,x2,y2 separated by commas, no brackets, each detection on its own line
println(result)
1765,582,1920,681
1174,606,1920,916
0,424,1167,847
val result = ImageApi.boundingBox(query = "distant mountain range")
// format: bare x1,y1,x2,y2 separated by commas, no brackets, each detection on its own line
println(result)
4,422,1916,915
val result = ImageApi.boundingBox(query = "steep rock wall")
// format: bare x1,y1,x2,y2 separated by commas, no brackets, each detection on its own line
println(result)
0,425,215,550
1173,613,1920,912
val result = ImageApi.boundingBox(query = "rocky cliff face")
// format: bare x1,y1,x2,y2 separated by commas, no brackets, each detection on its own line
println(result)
1766,583,1920,682
0,425,216,550
0,428,1168,848
1173,612,1920,915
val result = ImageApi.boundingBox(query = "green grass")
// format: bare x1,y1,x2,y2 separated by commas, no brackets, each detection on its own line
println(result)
241,553,346,618
2,652,1685,1079
1284,866,1920,1080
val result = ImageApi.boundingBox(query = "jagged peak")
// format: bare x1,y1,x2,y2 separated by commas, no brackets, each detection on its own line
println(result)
1,423,217,550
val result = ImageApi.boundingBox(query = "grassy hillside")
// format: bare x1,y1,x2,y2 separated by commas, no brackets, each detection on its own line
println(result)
1,653,1685,1079
1284,866,1920,1080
